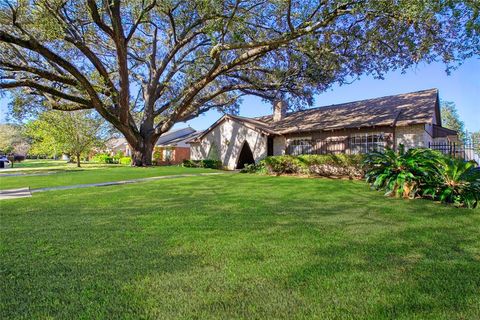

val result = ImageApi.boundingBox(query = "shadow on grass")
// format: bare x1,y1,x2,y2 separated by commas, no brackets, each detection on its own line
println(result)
286,225,480,319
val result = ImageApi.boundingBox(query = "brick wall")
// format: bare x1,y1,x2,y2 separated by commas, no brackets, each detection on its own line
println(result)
154,147,190,165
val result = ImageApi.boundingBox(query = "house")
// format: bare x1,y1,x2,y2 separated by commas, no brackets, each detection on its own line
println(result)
105,127,199,165
188,89,458,170
153,127,199,165
106,137,132,157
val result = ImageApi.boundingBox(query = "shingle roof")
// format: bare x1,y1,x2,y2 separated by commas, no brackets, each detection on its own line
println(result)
256,88,440,134
190,89,442,142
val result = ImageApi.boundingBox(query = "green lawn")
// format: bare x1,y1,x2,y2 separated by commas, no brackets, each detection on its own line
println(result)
7,159,71,169
1,173,479,319
0,161,220,189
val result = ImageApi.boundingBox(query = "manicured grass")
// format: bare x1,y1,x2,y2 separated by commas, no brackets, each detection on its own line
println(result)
0,164,220,189
8,159,70,169
1,174,479,319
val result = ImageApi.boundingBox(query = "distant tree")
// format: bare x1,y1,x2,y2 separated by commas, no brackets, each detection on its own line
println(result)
440,101,466,141
0,123,29,155
468,131,480,155
26,110,105,167
0,1,478,165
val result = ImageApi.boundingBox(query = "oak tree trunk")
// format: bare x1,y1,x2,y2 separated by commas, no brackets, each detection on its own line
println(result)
76,153,81,167
131,140,154,167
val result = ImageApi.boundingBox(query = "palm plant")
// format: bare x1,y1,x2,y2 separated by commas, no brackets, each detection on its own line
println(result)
424,157,480,208
363,146,440,198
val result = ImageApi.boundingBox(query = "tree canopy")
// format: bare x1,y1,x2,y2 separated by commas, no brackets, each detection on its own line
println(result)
1,0,478,165
440,101,466,141
25,110,105,167
0,123,29,155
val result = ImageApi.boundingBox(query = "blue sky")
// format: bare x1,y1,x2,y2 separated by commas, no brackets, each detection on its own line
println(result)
1,58,479,132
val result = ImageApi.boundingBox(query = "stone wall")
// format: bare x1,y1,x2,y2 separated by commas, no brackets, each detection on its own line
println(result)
395,124,432,149
190,117,267,170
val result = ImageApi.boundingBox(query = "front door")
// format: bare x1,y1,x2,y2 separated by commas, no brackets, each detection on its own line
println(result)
236,141,255,169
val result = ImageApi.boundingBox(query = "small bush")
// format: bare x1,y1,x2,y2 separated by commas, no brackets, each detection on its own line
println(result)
119,157,132,165
92,153,115,164
182,159,195,167
240,162,266,174
182,159,222,169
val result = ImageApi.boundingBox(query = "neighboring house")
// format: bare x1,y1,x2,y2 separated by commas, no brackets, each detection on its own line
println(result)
153,127,199,165
189,89,459,170
106,137,132,156
105,127,198,165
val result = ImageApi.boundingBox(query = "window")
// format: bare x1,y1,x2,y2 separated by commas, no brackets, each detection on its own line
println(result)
164,148,173,161
350,133,386,154
288,138,313,155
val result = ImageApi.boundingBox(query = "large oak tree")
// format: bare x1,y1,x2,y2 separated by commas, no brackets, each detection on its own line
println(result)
0,1,478,165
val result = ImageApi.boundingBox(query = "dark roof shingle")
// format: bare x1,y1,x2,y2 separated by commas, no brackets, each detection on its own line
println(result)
256,88,439,134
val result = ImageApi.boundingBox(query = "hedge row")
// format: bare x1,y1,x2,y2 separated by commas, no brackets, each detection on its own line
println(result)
242,154,364,178
91,153,132,165
182,159,222,169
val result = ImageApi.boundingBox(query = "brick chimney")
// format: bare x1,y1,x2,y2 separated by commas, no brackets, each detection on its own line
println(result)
273,99,287,122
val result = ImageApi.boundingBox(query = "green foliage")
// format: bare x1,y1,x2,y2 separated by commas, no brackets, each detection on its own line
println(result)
240,163,267,174
263,155,308,175
0,123,29,155
364,146,480,208
259,154,364,178
119,157,132,166
441,101,465,140
92,153,115,164
424,158,480,208
25,111,105,166
182,159,222,169
363,146,441,198
153,147,163,163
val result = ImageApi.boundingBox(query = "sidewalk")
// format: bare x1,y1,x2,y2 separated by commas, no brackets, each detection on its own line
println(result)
0,172,228,200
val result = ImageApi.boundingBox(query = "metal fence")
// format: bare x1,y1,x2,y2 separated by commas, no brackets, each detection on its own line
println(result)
428,140,480,163
286,137,386,156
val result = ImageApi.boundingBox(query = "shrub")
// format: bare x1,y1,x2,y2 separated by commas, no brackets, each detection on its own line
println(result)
119,157,132,165
182,159,222,169
298,154,364,178
261,154,364,178
240,162,267,174
153,147,163,163
182,159,195,167
423,157,480,208
363,146,440,198
263,155,307,175
92,153,115,164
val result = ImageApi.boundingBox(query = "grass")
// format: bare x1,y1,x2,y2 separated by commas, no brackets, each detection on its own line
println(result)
7,159,71,169
0,160,220,189
1,172,479,319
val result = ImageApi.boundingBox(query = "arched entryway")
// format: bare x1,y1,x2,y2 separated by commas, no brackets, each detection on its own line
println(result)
236,141,255,169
